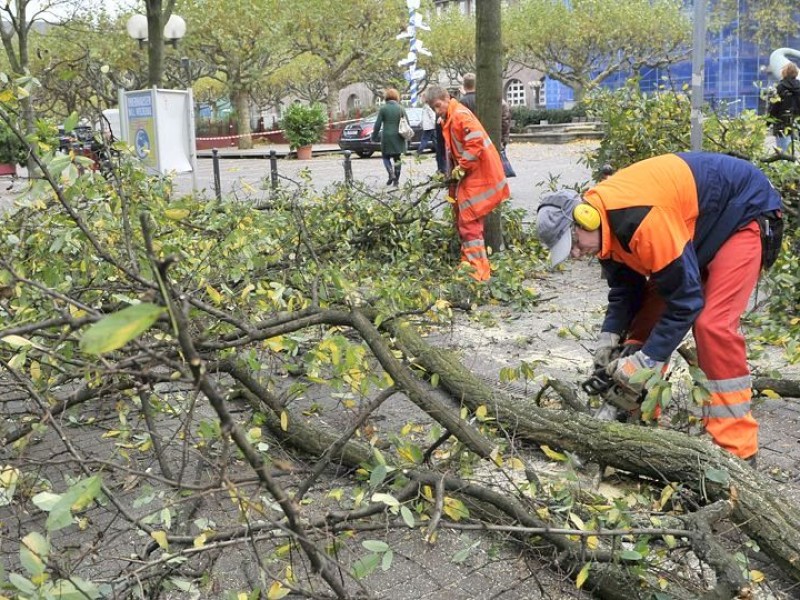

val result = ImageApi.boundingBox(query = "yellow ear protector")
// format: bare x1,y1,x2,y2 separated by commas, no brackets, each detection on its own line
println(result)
573,203,601,231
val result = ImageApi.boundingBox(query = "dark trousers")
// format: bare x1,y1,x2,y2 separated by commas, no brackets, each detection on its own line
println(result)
416,128,435,154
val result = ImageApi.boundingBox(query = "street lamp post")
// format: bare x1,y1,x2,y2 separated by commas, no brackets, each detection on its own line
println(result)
126,13,187,87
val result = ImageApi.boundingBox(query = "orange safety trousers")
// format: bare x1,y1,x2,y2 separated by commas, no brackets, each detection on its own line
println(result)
454,205,491,281
624,222,761,459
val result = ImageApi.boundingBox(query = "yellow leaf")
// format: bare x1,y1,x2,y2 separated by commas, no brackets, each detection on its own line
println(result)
507,457,525,471
576,562,591,588
265,336,286,351
1,334,32,348
540,445,568,462
150,530,168,550
475,404,488,420
164,208,190,221
280,411,289,431
30,361,41,382
761,389,781,399
659,484,676,509
206,285,222,305
0,465,19,488
248,427,262,440
750,569,765,583
240,283,255,301
193,533,207,548
569,512,586,530
102,430,122,438
267,581,290,599
443,497,469,521
138,438,153,452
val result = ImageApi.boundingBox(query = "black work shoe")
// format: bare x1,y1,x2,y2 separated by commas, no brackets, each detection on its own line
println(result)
386,177,395,186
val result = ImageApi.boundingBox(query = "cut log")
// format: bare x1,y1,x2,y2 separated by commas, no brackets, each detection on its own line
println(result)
386,318,800,583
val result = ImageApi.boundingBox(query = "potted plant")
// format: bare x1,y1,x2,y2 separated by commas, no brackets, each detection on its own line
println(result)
279,103,327,159
0,119,27,175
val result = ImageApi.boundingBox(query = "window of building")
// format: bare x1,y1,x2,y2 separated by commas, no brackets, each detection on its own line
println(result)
346,94,361,111
537,78,546,106
505,79,526,106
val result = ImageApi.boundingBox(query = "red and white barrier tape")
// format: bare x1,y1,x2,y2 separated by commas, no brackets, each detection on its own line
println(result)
195,117,363,142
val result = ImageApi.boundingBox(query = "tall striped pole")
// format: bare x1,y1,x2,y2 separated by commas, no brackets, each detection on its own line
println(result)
397,0,430,106
408,4,418,105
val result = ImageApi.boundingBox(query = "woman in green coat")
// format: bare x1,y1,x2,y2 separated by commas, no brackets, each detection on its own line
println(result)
371,88,407,186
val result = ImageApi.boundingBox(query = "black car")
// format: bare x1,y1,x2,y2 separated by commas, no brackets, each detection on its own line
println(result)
338,107,427,158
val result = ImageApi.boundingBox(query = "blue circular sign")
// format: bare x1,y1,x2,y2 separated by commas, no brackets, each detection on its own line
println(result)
134,128,150,159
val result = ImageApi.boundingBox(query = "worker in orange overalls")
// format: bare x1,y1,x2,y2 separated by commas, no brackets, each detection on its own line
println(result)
536,153,784,464
425,86,510,281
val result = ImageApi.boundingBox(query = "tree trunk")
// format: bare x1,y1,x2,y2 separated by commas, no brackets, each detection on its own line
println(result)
476,0,504,253
145,0,165,88
233,90,253,150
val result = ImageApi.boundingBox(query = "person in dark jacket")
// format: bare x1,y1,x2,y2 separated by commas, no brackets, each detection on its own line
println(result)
536,153,784,463
769,62,800,154
460,72,512,149
459,72,477,113
371,88,407,186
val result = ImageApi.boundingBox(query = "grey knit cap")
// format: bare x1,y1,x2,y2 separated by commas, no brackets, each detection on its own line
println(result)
536,189,582,266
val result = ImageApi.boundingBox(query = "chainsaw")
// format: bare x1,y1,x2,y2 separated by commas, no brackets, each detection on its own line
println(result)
580,344,644,416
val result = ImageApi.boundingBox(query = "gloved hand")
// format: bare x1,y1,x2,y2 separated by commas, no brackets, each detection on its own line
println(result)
451,165,466,181
593,332,620,370
607,350,664,397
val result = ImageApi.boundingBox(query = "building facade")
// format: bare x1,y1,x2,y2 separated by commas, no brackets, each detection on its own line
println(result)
432,0,800,115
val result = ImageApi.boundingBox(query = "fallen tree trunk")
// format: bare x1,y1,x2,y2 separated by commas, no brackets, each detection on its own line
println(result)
386,318,800,583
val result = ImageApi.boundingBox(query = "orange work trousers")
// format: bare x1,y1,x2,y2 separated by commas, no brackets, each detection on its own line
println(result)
455,207,491,281
625,221,761,459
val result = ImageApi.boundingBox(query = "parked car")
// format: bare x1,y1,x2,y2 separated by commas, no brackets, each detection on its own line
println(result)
338,107,429,158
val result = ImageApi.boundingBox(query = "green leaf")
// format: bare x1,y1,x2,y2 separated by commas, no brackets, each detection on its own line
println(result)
400,505,415,528
619,549,643,561
362,539,389,553
79,303,165,355
46,476,102,531
351,553,381,579
369,464,387,488
370,493,399,508
9,572,37,595
381,549,394,571
52,576,101,599
20,531,49,576
704,467,731,486
63,111,79,133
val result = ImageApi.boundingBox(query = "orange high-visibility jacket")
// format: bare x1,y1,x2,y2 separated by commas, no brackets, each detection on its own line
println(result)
441,98,509,222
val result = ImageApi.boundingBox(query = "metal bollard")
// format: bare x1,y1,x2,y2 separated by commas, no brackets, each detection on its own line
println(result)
212,148,222,201
270,149,278,190
343,150,353,185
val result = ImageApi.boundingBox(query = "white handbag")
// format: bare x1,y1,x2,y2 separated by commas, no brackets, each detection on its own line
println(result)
398,115,414,140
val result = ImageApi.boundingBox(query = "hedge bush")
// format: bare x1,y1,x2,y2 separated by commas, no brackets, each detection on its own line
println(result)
510,105,587,130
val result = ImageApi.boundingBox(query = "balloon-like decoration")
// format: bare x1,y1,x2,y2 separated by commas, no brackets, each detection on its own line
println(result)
396,0,430,105
769,48,800,79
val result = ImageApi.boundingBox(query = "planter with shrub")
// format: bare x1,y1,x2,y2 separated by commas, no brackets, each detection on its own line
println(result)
279,103,327,159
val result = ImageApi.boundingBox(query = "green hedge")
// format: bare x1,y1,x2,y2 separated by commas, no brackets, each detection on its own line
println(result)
509,105,587,130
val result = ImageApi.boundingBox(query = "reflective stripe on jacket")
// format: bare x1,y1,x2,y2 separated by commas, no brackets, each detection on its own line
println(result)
442,98,509,222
